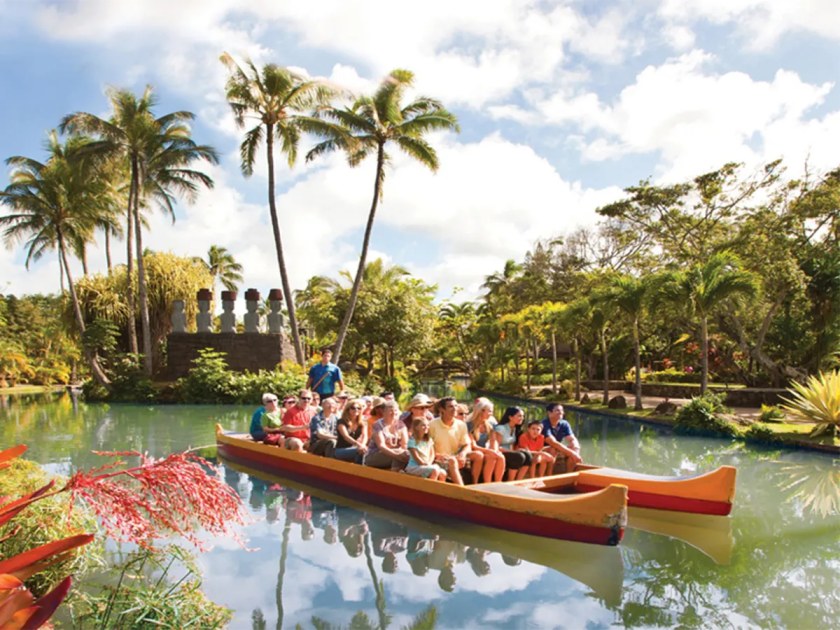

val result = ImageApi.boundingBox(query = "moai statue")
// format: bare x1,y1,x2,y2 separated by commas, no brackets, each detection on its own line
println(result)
244,288,261,333
267,288,284,333
196,289,213,332
170,299,187,333
220,290,237,333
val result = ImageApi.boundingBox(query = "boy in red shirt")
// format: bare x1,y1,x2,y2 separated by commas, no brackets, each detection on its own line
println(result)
516,420,556,478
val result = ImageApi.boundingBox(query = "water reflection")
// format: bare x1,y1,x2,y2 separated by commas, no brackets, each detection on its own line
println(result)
5,393,840,628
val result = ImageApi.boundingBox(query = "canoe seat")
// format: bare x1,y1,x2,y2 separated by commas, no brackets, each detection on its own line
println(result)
477,482,557,500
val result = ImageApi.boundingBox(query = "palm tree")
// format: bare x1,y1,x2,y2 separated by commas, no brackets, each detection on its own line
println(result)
662,252,758,394
202,245,244,293
599,275,653,410
220,53,338,365
307,68,459,363
0,132,111,387
62,86,218,376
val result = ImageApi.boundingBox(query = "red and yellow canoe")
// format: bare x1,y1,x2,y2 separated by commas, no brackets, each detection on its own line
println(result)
215,425,628,546
503,464,737,516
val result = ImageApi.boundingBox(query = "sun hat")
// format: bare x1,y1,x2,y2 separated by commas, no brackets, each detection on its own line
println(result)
337,391,350,399
262,392,278,404
408,393,433,408
370,396,386,410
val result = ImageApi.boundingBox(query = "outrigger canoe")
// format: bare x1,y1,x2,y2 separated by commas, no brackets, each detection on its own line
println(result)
215,425,628,546
502,464,736,516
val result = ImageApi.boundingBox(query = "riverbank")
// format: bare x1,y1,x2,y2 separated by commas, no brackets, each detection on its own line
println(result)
473,387,840,456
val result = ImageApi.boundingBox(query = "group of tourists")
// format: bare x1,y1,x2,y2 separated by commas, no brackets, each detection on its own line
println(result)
249,348,583,484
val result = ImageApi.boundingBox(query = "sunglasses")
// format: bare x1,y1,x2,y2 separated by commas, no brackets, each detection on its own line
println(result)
299,397,312,401
350,406,362,411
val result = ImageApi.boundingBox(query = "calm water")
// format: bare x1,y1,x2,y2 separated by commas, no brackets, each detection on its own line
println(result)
2,392,839,629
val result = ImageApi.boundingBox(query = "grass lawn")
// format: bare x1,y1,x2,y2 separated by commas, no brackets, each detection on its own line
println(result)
0,384,60,395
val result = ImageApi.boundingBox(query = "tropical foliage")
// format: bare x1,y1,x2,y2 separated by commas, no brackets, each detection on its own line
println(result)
781,370,840,437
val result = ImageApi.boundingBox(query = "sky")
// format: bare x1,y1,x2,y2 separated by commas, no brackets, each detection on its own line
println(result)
1,0,839,308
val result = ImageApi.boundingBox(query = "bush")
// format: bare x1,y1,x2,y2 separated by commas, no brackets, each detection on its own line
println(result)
674,392,737,438
174,349,306,404
743,423,785,445
758,404,786,423
643,368,704,384
781,370,840,437
0,457,100,597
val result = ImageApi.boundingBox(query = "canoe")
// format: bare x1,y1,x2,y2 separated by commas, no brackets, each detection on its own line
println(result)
222,457,625,606
215,425,628,546
498,464,737,516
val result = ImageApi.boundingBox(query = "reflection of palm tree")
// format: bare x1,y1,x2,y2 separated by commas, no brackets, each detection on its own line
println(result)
275,512,292,630
779,460,840,517
363,529,391,630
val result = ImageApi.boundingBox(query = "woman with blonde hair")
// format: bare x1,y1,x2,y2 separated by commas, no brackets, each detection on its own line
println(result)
464,398,505,483
333,399,368,464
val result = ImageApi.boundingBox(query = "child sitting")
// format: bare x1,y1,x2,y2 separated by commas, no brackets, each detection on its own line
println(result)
516,420,556,478
406,418,447,481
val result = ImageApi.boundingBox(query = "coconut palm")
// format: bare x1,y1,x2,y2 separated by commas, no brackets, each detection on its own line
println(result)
0,132,111,387
598,275,655,410
220,53,338,365
62,86,218,375
202,245,244,293
662,252,758,394
306,68,459,363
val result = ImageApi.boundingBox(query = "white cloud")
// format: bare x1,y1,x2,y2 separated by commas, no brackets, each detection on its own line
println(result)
526,50,837,181
658,0,840,48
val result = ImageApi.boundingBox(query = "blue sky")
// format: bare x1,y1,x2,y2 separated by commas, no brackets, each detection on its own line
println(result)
2,0,839,306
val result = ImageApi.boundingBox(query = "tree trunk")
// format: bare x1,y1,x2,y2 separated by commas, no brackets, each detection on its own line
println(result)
633,317,642,410
125,176,138,355
601,327,609,405
332,143,385,365
524,335,532,392
265,125,305,365
132,161,154,377
58,234,110,388
80,245,89,276
574,337,581,401
700,315,709,395
104,227,112,273
551,330,558,395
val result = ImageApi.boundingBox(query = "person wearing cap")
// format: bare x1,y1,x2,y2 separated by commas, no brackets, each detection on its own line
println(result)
276,389,315,451
335,391,350,415
306,348,345,402
429,396,483,485
250,393,285,444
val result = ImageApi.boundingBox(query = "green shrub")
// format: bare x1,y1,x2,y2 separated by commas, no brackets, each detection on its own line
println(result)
69,546,231,629
743,423,785,445
343,370,382,397
674,392,737,438
758,404,786,423
174,349,306,404
781,370,840,437
643,368,704,384
0,457,100,597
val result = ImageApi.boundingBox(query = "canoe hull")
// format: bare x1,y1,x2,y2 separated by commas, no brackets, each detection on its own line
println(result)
216,428,627,546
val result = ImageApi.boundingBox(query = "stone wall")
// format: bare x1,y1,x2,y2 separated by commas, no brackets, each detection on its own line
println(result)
164,332,294,379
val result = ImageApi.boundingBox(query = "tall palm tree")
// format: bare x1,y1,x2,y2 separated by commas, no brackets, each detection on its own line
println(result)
662,252,758,393
599,275,653,410
307,68,459,363
62,86,218,376
220,53,338,365
0,132,111,387
203,245,244,293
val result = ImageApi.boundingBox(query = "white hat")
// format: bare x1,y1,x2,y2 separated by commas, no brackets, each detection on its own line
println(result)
408,393,433,408
262,392,278,404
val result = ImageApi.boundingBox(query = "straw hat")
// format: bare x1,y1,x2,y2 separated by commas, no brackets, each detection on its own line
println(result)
408,393,433,408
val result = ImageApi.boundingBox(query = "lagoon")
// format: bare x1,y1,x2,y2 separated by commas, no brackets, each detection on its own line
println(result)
2,392,839,629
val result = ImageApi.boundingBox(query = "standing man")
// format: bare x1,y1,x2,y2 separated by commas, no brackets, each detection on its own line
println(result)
541,403,581,472
306,348,345,402
429,396,484,485
278,389,315,452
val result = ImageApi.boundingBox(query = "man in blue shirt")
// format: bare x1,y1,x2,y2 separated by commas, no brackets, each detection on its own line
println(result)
541,403,581,472
306,348,344,400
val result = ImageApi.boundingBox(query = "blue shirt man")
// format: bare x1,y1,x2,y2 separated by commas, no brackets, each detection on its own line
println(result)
306,348,344,399
541,402,581,472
